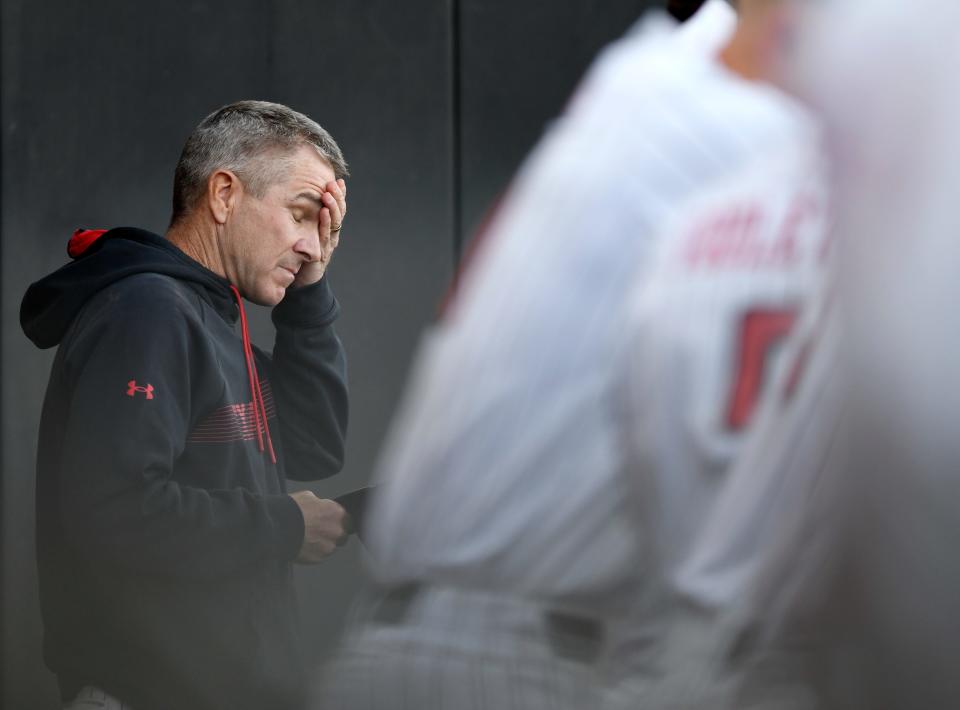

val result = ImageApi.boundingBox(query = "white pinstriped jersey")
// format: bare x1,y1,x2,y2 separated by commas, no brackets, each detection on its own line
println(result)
670,300,839,613
617,147,829,584
366,8,826,618
601,117,830,689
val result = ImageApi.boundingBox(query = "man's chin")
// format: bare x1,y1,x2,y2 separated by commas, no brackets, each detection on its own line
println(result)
266,287,286,306
245,286,285,307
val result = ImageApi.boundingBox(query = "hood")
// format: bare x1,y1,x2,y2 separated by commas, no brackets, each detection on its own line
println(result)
21,227,235,349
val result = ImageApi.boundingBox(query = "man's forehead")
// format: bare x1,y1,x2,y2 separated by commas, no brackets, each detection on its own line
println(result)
274,145,335,192
291,190,324,205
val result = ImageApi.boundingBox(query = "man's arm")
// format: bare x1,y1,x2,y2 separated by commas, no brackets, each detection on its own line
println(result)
266,179,349,481
266,278,348,480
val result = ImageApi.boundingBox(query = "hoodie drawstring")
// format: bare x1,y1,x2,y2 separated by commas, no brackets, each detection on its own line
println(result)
230,286,277,464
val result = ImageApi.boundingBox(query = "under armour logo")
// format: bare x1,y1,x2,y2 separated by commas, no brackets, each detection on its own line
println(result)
126,380,155,399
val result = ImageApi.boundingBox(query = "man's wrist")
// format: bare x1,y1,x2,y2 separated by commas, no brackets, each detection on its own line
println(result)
290,260,327,289
273,277,339,327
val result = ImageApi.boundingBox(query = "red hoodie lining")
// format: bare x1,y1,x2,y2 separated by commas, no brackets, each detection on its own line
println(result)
67,229,109,259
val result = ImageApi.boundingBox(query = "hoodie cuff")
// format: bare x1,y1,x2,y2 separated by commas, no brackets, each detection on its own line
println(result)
272,277,340,328
266,494,306,561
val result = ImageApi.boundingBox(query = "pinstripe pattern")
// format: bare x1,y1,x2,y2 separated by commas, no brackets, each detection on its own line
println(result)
317,586,604,710
674,305,840,612
601,309,840,702
597,135,830,689
615,146,829,584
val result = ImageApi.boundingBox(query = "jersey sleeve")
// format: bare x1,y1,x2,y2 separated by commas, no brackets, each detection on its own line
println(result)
58,284,304,579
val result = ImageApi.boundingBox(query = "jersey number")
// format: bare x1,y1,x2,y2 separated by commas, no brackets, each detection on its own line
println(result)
725,309,797,430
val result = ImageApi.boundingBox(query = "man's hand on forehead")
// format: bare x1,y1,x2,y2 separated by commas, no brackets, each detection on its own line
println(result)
291,178,346,288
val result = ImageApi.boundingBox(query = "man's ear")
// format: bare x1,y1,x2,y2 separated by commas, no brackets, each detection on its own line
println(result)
207,169,242,225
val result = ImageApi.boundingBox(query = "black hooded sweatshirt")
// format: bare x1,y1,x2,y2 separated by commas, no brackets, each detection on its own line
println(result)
21,227,348,710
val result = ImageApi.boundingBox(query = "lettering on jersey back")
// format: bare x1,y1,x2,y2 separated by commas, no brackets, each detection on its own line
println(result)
684,193,820,270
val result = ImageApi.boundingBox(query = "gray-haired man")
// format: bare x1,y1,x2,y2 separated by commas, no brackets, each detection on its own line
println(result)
21,100,351,710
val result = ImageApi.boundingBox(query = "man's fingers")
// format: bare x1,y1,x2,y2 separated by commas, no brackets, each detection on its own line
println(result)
325,180,346,226
331,178,346,205
321,190,341,222
292,493,347,563
317,207,335,263
319,205,332,239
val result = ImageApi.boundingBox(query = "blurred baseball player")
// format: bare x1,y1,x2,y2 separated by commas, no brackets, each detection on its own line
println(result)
662,2,960,708
316,1,828,708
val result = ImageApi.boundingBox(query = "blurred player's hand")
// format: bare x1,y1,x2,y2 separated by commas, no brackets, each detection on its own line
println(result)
290,490,347,562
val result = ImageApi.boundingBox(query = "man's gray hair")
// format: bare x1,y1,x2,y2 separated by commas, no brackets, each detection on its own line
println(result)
171,100,349,223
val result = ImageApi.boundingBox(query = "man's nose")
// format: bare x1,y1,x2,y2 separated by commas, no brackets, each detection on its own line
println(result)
295,230,323,262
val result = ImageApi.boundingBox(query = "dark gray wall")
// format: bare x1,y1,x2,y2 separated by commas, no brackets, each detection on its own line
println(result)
458,1,658,242
2,1,661,706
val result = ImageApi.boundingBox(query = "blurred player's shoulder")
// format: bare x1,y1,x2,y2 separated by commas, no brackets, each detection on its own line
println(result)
575,0,733,100
571,0,809,160
676,0,737,54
